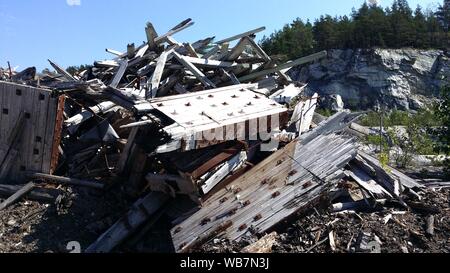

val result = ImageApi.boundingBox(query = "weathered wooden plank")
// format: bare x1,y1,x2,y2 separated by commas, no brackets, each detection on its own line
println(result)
245,37,291,81
184,43,199,58
85,192,169,253
180,56,237,69
170,115,357,252
50,95,65,174
0,183,60,203
145,22,159,49
105,48,124,57
127,43,136,59
215,26,266,44
0,81,6,143
172,52,216,88
110,60,128,88
41,94,59,173
239,51,327,82
226,38,249,61
65,101,117,134
0,111,26,181
19,85,35,173
0,182,35,211
26,172,104,189
47,59,77,81
32,89,50,172
154,19,194,44
147,50,171,98
0,149,18,182
202,45,220,59
117,126,139,174
201,151,247,194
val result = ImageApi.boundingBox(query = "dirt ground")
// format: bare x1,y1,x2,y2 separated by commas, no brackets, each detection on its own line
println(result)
0,184,130,253
1,183,449,253
200,188,450,253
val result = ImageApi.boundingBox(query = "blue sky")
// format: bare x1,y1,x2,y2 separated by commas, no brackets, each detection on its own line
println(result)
0,0,441,71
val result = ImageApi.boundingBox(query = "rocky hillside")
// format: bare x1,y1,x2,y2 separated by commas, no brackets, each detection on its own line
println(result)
290,48,450,110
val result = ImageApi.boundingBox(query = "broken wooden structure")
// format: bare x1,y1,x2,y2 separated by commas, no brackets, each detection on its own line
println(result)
0,18,431,254
0,81,64,182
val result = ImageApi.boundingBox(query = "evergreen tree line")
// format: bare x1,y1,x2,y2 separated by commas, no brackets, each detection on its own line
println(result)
260,0,450,60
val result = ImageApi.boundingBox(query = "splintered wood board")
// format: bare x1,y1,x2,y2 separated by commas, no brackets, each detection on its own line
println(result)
171,133,356,252
0,81,62,181
150,84,287,131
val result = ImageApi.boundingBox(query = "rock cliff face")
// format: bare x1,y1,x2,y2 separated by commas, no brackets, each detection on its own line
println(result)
289,48,450,110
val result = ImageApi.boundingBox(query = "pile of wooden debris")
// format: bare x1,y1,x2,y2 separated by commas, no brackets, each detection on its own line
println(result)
0,19,446,253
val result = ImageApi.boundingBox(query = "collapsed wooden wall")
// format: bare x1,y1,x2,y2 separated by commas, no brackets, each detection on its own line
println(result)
0,81,64,182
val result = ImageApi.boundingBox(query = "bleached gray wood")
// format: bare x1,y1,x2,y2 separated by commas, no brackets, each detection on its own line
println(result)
110,60,128,88
147,50,171,98
0,183,59,203
145,22,158,49
65,101,117,134
105,48,124,57
0,182,35,211
201,151,247,194
26,172,104,189
202,45,220,59
127,43,136,59
184,43,199,58
245,37,291,81
95,60,120,68
226,38,249,61
181,56,237,69
154,20,195,44
172,52,216,88
47,59,77,81
215,26,266,44
117,126,139,174
41,94,58,174
239,51,327,82
85,192,169,253
32,89,51,172
171,131,357,252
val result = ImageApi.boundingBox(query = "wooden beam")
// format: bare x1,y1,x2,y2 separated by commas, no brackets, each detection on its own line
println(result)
172,52,216,88
181,56,237,69
202,45,220,59
110,60,128,88
127,43,136,59
147,50,171,98
26,172,104,189
184,43,199,58
85,192,169,253
0,182,35,211
105,48,124,57
201,151,247,194
0,183,60,203
47,59,77,81
154,19,195,44
238,51,327,82
215,26,266,44
117,127,139,174
226,38,249,61
145,22,158,49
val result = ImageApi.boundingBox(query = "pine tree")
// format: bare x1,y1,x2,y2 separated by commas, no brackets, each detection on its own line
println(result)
259,0,448,58
414,5,428,47
437,0,450,31
390,0,416,47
